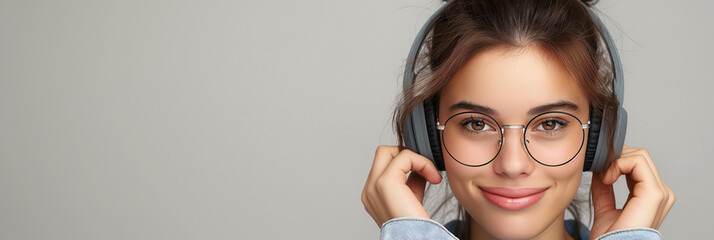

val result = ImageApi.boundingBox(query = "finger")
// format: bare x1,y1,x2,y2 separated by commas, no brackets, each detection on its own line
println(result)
406,172,427,203
364,146,401,226
602,154,658,188
382,150,442,185
369,145,400,179
620,148,668,227
376,150,440,221
367,149,441,225
604,154,662,229
591,171,617,215
620,147,661,182
619,147,674,230
366,146,400,194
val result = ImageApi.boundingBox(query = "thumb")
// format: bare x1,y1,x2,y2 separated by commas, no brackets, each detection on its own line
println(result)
406,172,428,203
591,171,616,215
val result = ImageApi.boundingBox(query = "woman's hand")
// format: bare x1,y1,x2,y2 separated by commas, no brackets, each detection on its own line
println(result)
361,145,443,227
590,145,675,239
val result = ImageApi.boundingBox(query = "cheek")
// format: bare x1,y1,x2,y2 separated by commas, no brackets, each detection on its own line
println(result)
548,139,588,190
551,155,584,181
533,154,585,222
551,154,585,200
443,153,480,191
443,153,492,207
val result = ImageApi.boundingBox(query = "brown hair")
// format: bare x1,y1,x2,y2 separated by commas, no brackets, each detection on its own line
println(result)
392,0,620,239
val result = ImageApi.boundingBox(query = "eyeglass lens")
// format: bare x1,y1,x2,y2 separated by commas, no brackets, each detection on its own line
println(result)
441,112,585,167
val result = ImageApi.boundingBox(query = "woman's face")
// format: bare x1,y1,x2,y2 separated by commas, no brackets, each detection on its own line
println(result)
439,45,589,239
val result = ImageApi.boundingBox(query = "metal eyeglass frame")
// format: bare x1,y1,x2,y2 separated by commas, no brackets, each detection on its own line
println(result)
436,111,590,167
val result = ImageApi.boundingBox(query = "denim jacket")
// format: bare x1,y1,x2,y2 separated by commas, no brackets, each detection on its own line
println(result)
380,217,661,240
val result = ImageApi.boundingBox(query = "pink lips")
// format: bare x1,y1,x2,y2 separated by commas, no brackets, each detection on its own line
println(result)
479,186,549,211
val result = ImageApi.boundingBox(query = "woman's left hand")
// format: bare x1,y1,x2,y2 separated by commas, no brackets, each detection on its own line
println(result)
590,145,675,239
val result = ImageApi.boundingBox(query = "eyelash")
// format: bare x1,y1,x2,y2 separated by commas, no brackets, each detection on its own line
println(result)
533,118,569,135
459,117,495,135
458,117,569,135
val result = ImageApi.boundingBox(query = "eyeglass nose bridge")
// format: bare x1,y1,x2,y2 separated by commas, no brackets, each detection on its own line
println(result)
499,125,528,146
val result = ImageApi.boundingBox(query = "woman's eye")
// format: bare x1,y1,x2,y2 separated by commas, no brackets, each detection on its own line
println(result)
465,120,492,132
538,120,560,131
471,121,484,130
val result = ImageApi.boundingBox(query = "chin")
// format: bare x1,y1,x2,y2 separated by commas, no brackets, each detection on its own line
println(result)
470,208,554,240
484,219,549,240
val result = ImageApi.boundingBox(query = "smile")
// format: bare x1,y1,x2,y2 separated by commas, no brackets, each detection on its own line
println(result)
479,186,549,211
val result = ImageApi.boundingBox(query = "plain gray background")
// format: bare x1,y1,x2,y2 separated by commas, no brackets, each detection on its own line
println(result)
1,0,712,239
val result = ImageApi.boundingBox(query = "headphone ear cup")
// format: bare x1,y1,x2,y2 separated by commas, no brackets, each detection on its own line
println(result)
423,99,445,171
403,102,438,168
584,107,602,172
589,107,628,172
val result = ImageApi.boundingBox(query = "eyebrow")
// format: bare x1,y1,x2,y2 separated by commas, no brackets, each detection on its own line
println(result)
448,100,580,116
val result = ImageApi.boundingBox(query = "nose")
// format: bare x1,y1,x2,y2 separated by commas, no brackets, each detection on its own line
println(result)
492,126,535,178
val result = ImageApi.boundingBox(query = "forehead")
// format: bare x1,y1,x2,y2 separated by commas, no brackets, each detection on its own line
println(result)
439,45,588,121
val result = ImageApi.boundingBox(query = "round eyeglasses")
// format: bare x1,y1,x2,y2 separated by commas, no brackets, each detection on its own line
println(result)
437,111,590,167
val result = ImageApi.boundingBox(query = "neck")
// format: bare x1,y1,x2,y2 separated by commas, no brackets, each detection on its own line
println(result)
469,212,574,240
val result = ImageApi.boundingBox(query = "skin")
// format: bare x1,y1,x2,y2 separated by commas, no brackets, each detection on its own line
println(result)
438,45,588,240
361,45,675,240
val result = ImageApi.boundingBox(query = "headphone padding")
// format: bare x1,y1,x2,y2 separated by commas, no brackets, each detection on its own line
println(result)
424,99,445,171
590,107,628,172
584,107,602,172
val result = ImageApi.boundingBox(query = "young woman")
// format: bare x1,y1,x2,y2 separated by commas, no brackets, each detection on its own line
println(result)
361,0,674,239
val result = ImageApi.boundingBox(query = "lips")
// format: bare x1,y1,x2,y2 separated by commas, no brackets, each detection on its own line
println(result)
479,187,549,198
479,186,549,210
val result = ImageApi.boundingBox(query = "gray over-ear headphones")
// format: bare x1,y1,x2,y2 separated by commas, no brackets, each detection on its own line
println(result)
402,1,628,172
